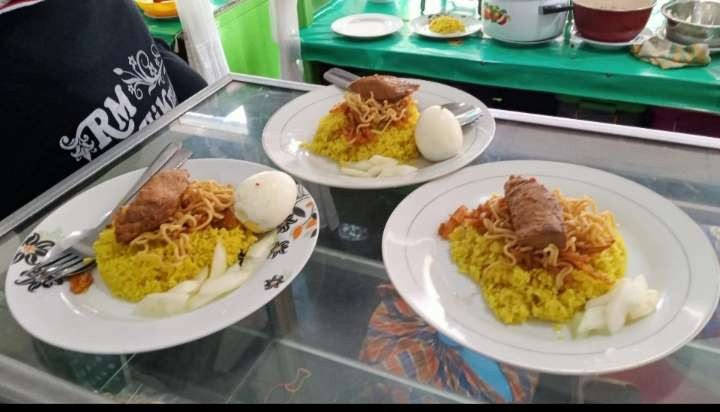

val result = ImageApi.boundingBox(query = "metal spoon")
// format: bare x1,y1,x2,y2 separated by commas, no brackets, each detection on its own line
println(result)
323,67,483,126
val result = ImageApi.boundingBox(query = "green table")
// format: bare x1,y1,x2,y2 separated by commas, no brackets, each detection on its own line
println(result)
300,0,720,114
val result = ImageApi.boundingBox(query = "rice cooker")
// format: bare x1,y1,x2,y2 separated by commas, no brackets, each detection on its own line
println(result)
482,0,572,43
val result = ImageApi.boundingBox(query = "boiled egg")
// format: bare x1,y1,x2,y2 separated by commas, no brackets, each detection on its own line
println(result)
414,105,463,162
235,171,297,233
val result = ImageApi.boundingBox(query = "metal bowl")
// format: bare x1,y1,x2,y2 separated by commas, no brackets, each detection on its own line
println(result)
662,0,720,47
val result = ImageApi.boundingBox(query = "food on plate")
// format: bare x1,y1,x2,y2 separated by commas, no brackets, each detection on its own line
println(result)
439,176,627,324
340,155,418,177
234,171,298,233
348,74,419,103
95,189,256,302
304,74,476,179
429,15,466,34
135,232,277,317
302,74,478,177
92,169,298,312
574,274,659,337
505,176,566,249
113,169,190,244
69,271,94,294
304,75,421,165
414,105,463,161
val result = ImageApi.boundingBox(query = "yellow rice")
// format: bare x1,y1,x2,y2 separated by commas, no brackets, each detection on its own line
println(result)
429,15,465,34
303,101,420,163
449,223,627,324
94,226,257,302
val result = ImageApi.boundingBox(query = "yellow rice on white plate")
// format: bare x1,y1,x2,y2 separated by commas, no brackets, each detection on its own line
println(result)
303,100,421,164
449,223,627,324
94,226,257,302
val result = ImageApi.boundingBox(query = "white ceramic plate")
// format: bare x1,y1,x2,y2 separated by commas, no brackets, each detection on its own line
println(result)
409,15,483,39
262,80,496,190
331,13,404,39
5,159,319,354
382,160,720,375
574,28,652,50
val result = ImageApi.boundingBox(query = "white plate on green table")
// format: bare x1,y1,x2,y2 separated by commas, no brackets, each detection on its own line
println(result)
331,13,404,39
410,15,483,39
5,159,319,354
382,160,720,375
262,79,496,190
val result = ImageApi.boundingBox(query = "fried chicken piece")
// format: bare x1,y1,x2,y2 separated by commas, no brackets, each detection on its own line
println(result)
504,175,567,250
113,169,190,243
348,74,419,103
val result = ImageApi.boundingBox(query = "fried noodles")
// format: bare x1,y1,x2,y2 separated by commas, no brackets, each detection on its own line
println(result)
331,92,412,145
439,190,617,287
129,180,236,262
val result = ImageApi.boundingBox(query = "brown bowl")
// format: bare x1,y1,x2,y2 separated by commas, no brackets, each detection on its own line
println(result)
574,0,656,42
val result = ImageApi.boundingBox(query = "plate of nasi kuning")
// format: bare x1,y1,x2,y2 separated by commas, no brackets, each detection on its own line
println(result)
262,74,495,189
382,160,720,375
409,14,483,39
5,159,318,354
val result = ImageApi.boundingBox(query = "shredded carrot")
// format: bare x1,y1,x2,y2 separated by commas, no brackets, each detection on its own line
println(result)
439,205,470,239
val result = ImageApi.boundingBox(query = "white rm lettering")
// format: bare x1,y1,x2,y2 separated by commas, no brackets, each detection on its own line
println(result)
104,85,137,133
72,86,138,150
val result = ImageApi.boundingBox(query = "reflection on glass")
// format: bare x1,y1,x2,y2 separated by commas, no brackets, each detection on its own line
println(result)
338,223,369,242
226,105,249,127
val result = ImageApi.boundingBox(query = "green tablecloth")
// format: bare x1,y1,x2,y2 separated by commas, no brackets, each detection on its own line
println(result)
300,0,720,113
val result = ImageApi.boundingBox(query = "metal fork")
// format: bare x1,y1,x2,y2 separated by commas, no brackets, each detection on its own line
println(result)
14,253,97,291
15,142,193,291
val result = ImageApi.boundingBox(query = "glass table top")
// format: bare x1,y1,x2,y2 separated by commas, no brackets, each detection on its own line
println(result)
1,75,719,403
